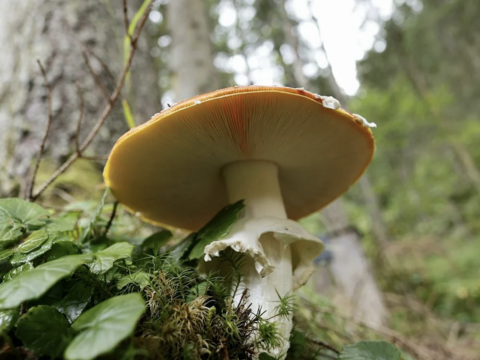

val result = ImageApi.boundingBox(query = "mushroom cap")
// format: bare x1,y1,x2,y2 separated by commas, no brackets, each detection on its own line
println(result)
104,86,375,230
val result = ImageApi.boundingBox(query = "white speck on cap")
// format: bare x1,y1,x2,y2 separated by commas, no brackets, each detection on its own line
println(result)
354,114,377,128
194,100,201,105
319,96,341,110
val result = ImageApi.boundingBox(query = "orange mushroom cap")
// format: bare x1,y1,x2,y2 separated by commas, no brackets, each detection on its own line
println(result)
104,86,375,230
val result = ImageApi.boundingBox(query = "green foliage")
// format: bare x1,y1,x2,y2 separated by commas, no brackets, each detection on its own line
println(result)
0,254,94,309
16,305,73,357
65,293,146,360
339,341,401,360
188,200,245,260
0,197,402,359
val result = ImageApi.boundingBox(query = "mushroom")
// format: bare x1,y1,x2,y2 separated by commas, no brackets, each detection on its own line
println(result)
104,86,375,357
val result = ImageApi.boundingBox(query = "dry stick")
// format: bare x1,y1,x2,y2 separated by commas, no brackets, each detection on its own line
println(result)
75,84,84,155
307,338,340,355
83,45,116,82
31,0,153,201
82,51,112,104
103,201,119,236
123,0,133,44
25,60,53,201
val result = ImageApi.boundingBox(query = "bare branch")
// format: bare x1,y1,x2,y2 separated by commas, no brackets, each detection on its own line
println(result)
31,0,153,201
307,338,340,355
75,84,84,155
103,201,119,236
83,45,116,82
81,155,109,161
82,51,111,103
25,60,53,201
123,0,133,44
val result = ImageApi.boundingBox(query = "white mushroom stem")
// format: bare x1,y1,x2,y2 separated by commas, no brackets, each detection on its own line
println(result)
202,161,323,358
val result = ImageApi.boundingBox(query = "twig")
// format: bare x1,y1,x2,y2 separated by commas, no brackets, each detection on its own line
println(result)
83,45,116,82
308,338,340,355
31,0,153,201
103,201,119,236
81,155,109,161
25,60,53,201
75,84,84,155
82,51,111,103
123,0,133,44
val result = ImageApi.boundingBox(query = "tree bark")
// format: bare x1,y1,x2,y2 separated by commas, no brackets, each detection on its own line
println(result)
167,0,220,100
0,0,160,195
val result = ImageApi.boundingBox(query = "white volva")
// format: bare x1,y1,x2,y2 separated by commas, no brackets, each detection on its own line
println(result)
203,161,324,358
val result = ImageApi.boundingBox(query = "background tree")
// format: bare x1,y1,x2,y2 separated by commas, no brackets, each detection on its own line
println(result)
0,0,160,197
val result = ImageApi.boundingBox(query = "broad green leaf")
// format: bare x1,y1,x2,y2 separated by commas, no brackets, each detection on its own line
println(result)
56,282,94,323
117,271,151,290
16,305,73,357
339,341,401,360
3,262,33,282
0,223,23,249
11,232,71,265
64,293,146,360
18,229,49,253
0,254,94,309
45,212,79,232
45,241,80,262
0,309,19,333
170,232,196,262
0,248,15,261
89,242,134,274
259,353,277,360
0,198,49,229
142,230,172,254
189,200,245,260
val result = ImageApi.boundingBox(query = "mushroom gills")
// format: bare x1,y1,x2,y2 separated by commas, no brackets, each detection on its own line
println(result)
201,160,324,358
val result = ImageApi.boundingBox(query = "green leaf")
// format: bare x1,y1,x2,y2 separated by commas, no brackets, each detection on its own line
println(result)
339,341,401,360
0,223,23,249
16,305,73,357
0,198,49,229
45,212,79,232
0,248,15,262
56,281,94,323
18,229,49,253
0,254,94,310
64,293,146,360
0,309,19,333
117,271,151,290
89,242,134,274
189,200,245,260
170,233,196,261
3,262,33,282
45,241,80,262
11,232,72,265
259,353,277,360
142,230,172,254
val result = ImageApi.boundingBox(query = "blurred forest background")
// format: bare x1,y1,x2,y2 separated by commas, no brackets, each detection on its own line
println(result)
0,0,479,358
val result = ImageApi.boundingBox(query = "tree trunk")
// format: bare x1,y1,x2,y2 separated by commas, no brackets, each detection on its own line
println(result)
0,0,160,195
167,0,219,100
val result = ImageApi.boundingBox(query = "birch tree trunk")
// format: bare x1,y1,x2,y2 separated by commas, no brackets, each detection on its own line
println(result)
168,0,220,100
0,0,160,195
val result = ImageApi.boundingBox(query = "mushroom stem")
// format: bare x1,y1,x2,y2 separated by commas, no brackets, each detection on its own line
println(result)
222,160,293,357
223,161,287,220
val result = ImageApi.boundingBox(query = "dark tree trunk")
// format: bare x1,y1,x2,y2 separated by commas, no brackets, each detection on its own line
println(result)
0,0,160,195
